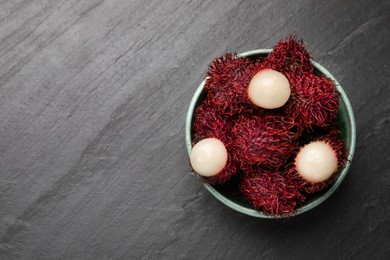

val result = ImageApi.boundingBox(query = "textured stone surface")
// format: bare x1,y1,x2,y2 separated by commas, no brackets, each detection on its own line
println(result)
1,0,389,259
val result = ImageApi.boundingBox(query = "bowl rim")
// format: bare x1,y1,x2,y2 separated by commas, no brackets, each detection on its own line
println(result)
185,49,356,218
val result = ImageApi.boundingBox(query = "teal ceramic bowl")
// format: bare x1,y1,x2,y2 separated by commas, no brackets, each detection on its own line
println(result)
185,49,356,218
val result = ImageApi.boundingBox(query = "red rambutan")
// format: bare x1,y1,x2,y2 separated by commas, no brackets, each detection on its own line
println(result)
232,114,299,169
205,53,267,115
264,36,313,74
240,169,306,216
283,73,340,129
192,98,233,144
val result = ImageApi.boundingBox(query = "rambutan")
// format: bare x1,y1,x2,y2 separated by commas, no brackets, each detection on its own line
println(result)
283,73,340,129
206,53,250,90
240,169,306,216
232,115,299,169
264,36,313,74
205,53,250,115
205,53,267,115
247,68,292,109
284,133,348,194
192,98,233,144
191,101,238,185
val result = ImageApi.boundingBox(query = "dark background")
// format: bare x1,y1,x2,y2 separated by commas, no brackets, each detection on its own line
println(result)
1,0,389,259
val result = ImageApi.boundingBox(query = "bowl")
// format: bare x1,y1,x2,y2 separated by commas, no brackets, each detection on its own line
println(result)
185,49,356,218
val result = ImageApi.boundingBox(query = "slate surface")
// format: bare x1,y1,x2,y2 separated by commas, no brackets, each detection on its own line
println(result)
1,0,389,259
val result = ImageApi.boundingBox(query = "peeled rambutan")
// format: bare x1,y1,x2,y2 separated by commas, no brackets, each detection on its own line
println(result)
283,73,340,129
192,101,238,185
232,114,299,169
240,169,306,216
264,36,313,74
284,132,348,194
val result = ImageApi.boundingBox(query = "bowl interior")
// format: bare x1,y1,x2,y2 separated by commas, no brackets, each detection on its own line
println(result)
185,49,356,218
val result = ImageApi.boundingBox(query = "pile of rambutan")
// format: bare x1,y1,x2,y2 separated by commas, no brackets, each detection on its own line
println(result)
190,36,348,217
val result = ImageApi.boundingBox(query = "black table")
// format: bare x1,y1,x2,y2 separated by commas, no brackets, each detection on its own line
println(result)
1,0,389,259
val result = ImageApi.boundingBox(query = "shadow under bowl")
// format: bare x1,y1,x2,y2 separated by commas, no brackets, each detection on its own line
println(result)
185,49,356,218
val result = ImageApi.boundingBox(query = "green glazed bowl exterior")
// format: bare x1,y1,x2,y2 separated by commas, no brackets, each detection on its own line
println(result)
185,49,356,218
